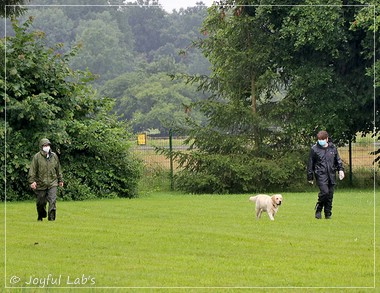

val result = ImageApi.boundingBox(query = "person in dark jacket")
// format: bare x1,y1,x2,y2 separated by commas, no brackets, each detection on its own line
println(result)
307,131,344,219
28,138,64,221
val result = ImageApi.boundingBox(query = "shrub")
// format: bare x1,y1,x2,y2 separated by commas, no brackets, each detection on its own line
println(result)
1,18,142,201
173,151,306,194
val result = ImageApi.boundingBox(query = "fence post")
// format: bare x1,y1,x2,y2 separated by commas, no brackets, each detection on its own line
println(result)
169,129,174,190
349,138,353,186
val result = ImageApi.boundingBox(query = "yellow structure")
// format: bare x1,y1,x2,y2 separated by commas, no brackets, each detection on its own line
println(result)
137,133,147,145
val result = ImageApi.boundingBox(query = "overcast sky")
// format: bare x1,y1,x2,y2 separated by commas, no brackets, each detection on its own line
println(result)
159,0,214,13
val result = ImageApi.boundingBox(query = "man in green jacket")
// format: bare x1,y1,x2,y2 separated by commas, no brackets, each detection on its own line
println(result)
28,138,64,221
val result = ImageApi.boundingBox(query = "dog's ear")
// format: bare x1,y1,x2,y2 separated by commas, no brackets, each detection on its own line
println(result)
271,195,276,204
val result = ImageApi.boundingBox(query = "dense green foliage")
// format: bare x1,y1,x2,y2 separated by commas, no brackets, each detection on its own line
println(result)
0,0,211,134
2,1,378,196
1,18,142,200
100,71,208,135
165,0,379,193
277,2,378,143
165,100,307,193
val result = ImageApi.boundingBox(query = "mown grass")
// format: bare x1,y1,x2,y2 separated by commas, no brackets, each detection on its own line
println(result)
1,189,378,292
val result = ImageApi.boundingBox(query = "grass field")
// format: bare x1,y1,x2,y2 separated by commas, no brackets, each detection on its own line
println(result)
1,189,378,292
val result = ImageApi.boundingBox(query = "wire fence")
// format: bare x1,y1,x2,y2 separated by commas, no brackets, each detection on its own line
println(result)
131,135,378,173
131,135,188,172
339,139,378,171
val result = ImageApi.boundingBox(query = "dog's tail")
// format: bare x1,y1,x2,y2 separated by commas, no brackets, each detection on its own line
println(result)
249,196,257,202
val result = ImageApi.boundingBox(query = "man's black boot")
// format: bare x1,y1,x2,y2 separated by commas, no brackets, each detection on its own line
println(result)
315,203,322,219
48,209,56,221
37,207,46,221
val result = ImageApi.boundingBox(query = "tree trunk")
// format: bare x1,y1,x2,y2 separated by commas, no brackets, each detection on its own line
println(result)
251,76,256,113
251,74,260,149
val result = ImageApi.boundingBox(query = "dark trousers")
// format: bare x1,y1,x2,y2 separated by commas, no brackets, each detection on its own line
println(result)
35,187,57,220
316,183,334,217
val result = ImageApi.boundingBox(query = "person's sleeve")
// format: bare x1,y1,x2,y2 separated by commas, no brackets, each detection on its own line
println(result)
307,148,314,181
28,155,37,184
335,148,344,172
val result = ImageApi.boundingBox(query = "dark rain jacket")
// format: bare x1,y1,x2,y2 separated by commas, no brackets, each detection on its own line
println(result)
307,142,344,185
28,142,63,190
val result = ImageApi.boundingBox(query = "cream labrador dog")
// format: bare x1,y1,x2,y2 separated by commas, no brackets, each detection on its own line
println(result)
249,194,283,221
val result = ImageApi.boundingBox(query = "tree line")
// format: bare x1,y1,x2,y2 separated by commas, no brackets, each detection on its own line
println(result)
1,0,379,198
1,0,210,135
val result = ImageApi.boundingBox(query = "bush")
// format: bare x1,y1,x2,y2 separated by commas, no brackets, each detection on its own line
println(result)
335,167,379,189
59,178,96,201
174,151,306,194
1,18,142,201
59,118,143,200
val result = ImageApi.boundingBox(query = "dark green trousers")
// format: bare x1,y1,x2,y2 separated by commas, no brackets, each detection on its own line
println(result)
35,187,57,221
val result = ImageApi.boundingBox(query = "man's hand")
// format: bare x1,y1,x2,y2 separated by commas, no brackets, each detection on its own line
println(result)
30,182,37,190
339,170,345,180
59,182,64,188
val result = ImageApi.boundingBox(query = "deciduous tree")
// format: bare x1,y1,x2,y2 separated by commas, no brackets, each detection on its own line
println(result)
1,17,141,200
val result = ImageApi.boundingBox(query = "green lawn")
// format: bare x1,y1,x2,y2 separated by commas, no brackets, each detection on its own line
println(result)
1,189,378,292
